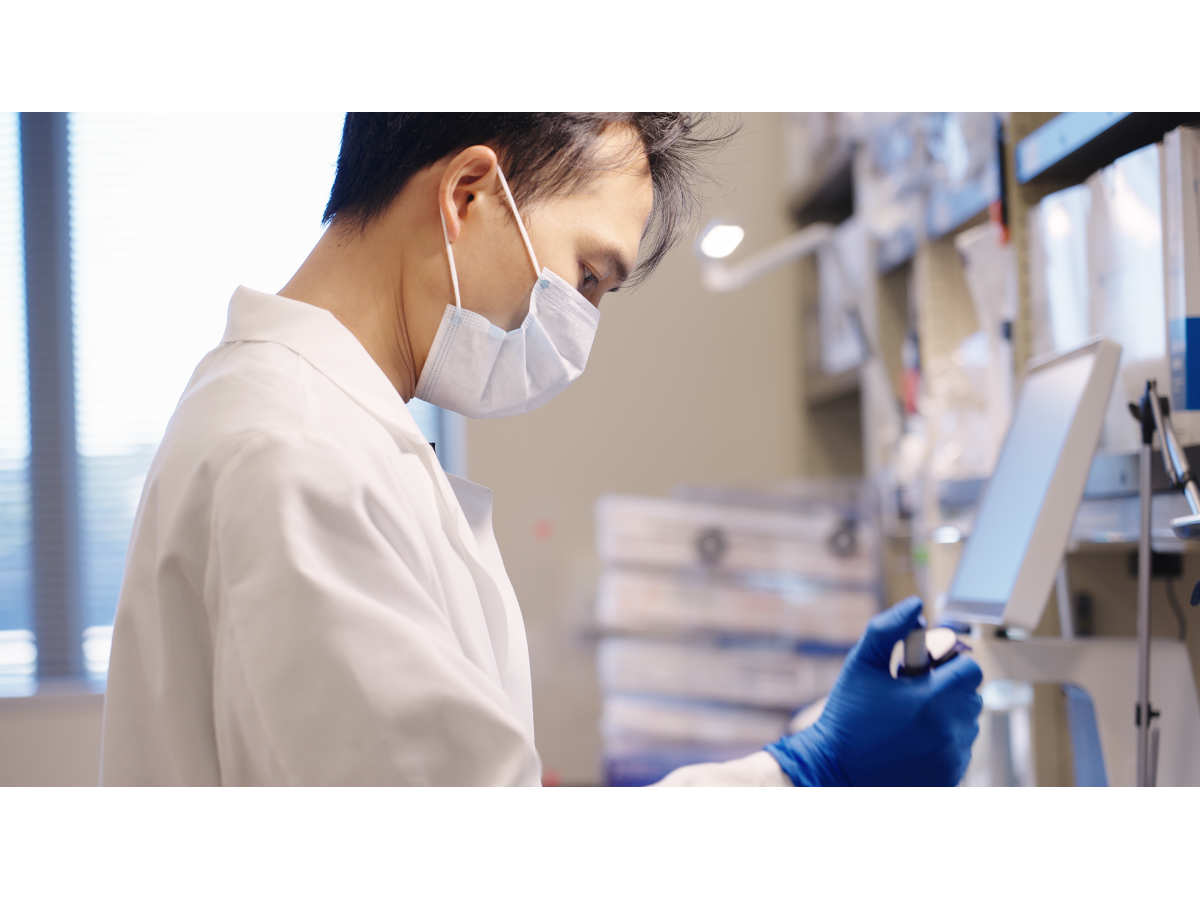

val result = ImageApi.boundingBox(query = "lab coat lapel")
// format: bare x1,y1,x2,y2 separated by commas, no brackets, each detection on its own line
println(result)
219,286,510,683
446,473,534,739
351,408,513,686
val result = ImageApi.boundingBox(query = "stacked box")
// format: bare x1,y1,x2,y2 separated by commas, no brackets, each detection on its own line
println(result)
1028,141,1176,453
594,485,880,786
1086,142,1170,454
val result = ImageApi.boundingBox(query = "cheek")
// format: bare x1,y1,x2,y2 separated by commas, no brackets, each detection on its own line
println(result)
455,235,535,330
524,220,574,281
475,269,532,332
502,284,533,330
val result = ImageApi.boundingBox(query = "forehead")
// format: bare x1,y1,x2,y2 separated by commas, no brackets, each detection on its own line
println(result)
530,132,654,245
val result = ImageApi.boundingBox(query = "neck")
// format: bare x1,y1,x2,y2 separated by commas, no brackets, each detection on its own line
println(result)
279,196,448,402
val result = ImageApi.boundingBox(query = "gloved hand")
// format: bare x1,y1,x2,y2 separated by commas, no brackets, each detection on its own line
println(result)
765,596,983,786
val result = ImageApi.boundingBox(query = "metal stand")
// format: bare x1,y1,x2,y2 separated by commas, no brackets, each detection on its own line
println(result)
1136,400,1154,786
971,634,1200,785
1055,563,1075,639
1130,379,1200,785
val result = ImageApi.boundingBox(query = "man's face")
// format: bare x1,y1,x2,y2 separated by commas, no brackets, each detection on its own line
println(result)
454,129,654,332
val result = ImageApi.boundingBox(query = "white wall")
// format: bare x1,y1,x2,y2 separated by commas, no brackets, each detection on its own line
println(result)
466,113,831,783
0,692,103,786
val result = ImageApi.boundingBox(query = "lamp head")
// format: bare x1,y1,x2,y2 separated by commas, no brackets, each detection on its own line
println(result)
695,218,744,260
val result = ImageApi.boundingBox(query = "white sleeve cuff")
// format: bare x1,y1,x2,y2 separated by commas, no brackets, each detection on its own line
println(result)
651,750,792,787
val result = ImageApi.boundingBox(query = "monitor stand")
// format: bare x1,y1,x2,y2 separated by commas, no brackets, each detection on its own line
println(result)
972,633,1200,786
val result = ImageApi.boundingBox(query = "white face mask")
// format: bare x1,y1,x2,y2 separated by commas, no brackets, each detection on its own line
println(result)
414,167,601,419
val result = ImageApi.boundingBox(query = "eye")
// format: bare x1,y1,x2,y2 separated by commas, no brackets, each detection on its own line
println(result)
580,266,600,292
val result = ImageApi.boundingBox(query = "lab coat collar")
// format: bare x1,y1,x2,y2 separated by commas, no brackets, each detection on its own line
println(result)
221,285,429,446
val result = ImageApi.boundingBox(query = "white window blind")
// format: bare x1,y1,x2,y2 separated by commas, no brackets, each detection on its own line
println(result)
66,113,446,678
0,113,34,692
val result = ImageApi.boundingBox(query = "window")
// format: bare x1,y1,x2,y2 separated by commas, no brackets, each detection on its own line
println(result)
69,113,350,676
5,113,459,691
0,113,33,692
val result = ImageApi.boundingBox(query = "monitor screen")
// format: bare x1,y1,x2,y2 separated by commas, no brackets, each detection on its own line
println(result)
947,351,1097,621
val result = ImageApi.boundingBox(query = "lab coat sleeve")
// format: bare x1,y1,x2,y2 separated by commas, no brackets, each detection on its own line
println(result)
652,751,793,787
207,429,541,786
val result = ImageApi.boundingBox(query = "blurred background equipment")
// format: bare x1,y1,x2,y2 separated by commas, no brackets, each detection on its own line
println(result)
593,481,879,785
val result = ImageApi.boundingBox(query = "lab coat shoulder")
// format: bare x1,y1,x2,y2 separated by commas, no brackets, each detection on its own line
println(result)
103,336,541,786
100,341,314,786
140,337,437,600
183,339,454,623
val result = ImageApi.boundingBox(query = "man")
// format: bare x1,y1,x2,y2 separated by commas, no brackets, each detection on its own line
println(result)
100,113,981,786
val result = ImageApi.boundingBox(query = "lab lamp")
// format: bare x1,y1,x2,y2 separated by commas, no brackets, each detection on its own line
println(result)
694,217,881,378
695,219,835,293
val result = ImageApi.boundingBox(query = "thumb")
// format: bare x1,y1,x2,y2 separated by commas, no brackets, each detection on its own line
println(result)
930,653,984,695
852,596,925,670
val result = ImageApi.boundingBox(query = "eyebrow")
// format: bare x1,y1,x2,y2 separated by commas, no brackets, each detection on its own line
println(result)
591,242,633,289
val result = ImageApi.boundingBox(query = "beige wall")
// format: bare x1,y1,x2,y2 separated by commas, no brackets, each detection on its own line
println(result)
466,113,831,783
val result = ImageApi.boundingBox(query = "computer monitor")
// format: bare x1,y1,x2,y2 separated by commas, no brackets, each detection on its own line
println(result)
943,337,1121,630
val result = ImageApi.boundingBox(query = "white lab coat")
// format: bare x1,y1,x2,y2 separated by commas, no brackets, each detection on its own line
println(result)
100,286,789,786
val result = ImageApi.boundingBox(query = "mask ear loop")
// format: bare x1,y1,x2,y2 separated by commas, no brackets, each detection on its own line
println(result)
495,166,541,279
438,207,463,309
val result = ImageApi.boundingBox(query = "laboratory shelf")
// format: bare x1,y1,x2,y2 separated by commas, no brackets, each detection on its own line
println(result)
932,447,1200,555
927,116,1005,242
937,446,1200,511
925,173,998,242
790,156,854,228
1084,446,1200,499
875,228,917,274
805,366,860,406
1016,112,1200,187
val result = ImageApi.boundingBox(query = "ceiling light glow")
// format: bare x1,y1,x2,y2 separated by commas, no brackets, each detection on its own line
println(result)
699,224,745,259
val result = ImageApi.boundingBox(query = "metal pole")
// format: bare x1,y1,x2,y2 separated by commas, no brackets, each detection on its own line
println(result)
1135,394,1154,787
1055,563,1075,639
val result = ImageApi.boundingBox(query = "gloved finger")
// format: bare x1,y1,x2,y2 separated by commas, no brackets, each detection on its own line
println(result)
952,731,978,785
853,596,925,670
930,654,984,695
953,719,982,762
965,692,984,722
940,686,984,723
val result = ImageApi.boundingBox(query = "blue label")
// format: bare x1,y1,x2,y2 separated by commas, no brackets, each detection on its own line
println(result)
1169,317,1200,410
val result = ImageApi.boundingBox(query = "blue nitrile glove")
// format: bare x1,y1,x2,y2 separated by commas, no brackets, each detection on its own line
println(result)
765,596,983,786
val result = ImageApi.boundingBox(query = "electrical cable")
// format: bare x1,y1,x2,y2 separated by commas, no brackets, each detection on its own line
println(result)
1165,579,1188,642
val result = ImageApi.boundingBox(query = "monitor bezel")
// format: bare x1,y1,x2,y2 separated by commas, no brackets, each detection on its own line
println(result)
942,336,1121,629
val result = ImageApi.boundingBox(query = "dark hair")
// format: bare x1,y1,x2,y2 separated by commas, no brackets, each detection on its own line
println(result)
322,113,735,287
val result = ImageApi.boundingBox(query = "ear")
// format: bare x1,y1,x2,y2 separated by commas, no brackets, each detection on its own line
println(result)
438,145,502,244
